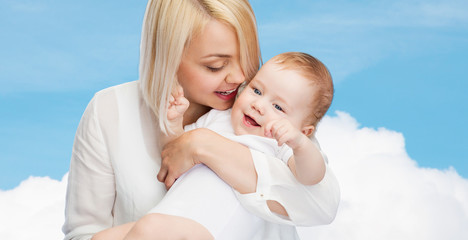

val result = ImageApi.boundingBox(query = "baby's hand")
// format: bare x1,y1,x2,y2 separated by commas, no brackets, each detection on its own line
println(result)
167,85,189,121
264,119,306,149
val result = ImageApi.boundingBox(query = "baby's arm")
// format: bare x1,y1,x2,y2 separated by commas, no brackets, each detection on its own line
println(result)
160,86,189,147
265,119,325,185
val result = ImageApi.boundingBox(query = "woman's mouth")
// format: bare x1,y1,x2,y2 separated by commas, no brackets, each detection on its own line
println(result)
243,114,260,127
215,89,237,100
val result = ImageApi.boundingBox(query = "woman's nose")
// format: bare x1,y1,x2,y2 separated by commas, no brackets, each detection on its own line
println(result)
226,63,245,84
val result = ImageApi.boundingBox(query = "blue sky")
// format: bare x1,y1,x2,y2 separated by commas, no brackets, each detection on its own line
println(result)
0,0,467,190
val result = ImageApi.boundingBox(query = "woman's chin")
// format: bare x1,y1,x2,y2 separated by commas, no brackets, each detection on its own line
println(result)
211,102,234,111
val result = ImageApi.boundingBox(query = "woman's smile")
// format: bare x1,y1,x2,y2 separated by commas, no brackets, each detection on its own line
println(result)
215,88,238,100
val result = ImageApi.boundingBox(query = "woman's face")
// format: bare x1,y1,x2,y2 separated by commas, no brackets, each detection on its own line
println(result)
177,19,245,111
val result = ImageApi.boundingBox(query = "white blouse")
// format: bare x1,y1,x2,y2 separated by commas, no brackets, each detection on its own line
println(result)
62,81,340,240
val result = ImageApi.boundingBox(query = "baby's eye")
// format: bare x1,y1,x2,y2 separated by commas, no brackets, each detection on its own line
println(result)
273,104,283,112
253,88,261,95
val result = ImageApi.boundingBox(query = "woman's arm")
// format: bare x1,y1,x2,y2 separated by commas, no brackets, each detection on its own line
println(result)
237,148,340,226
157,128,257,193
63,96,116,240
157,128,340,226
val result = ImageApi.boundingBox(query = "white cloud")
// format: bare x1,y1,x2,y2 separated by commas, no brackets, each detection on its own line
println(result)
0,175,67,240
1,112,467,239
298,111,468,240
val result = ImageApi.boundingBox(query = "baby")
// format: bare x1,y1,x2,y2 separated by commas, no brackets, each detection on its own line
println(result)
122,52,334,239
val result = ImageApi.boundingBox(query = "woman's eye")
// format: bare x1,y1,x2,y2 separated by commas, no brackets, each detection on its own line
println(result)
274,104,283,112
253,88,261,95
207,66,223,72
206,60,228,72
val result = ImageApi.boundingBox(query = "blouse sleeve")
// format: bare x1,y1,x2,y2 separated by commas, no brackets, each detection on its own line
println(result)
62,94,116,240
234,148,340,227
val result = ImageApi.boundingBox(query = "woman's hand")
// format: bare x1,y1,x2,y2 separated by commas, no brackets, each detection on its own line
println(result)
157,128,257,193
157,129,200,189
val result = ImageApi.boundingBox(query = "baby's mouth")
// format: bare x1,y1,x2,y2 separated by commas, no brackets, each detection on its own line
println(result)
244,114,260,127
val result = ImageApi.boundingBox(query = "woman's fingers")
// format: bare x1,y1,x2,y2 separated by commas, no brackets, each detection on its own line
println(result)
157,160,168,182
164,175,177,190
157,133,198,188
157,158,177,189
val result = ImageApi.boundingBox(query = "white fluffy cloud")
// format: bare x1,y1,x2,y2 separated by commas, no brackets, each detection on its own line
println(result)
1,111,467,239
299,111,468,240
0,175,67,239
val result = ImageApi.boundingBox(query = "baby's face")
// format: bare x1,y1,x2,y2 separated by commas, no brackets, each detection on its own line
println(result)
231,62,314,137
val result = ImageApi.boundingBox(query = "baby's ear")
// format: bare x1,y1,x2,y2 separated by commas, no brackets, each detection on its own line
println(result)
301,125,315,137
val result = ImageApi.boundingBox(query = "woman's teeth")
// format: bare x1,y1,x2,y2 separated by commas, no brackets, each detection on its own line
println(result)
217,89,236,95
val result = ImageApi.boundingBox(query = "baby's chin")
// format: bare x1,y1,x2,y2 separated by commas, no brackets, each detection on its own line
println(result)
233,127,265,137
233,126,248,136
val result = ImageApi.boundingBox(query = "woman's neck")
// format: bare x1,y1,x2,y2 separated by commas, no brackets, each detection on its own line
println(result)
183,103,211,126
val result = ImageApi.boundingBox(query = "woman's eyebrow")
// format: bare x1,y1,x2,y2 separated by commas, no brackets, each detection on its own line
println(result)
202,54,232,58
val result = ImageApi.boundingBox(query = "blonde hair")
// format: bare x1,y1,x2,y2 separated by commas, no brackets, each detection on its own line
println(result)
271,52,334,127
139,0,261,133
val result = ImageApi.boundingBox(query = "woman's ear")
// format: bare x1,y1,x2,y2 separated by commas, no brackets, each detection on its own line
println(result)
301,125,315,137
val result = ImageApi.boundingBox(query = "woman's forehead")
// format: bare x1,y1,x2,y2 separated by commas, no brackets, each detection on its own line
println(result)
186,20,238,59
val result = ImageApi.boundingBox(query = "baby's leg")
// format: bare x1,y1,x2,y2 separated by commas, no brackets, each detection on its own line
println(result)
148,164,263,239
123,213,213,240
92,222,135,240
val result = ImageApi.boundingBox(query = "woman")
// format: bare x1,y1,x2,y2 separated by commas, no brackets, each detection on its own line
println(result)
63,0,340,239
